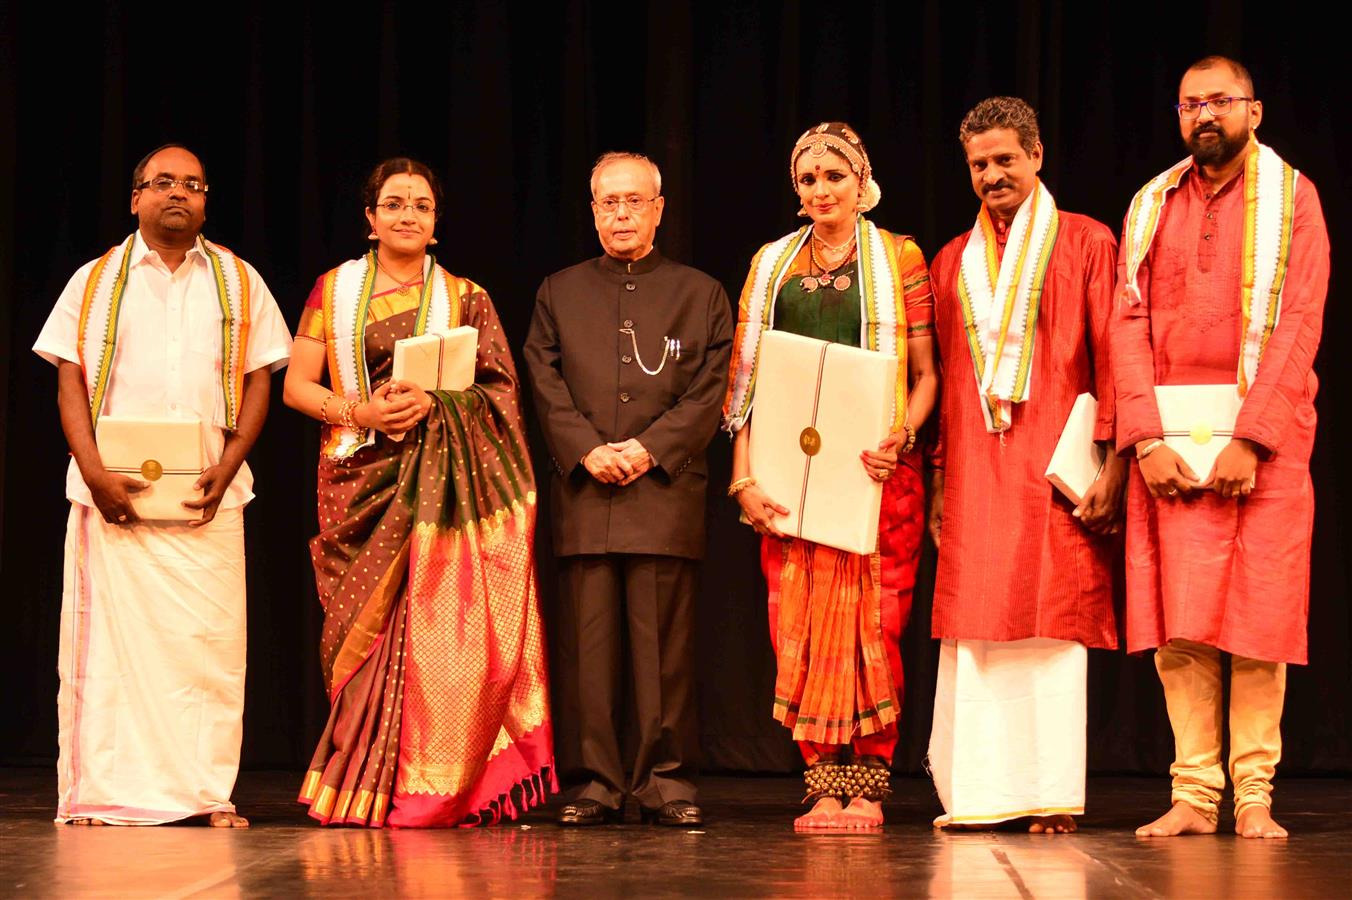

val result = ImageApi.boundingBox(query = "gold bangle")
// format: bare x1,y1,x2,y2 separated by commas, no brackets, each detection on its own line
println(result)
319,394,336,425
900,423,916,454
727,476,756,497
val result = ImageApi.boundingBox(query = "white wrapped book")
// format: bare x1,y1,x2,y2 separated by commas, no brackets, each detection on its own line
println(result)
749,330,898,555
95,416,204,521
1045,392,1105,505
392,326,478,392
1155,384,1243,486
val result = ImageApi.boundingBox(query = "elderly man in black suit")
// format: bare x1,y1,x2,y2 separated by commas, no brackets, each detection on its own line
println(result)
524,152,733,827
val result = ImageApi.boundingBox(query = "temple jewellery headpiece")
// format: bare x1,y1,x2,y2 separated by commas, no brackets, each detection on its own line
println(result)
619,327,682,375
789,121,883,213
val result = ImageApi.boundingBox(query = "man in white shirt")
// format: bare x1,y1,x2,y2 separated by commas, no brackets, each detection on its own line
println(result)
33,144,292,827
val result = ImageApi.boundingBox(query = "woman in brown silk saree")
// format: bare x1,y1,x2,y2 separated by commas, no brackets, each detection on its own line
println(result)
284,159,554,826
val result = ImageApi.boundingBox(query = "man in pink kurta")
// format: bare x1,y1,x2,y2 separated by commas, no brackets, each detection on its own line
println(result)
1114,57,1329,840
926,98,1125,831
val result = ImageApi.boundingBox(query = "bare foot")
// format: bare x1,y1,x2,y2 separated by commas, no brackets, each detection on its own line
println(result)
1135,802,1216,837
209,811,250,828
838,797,883,829
1235,806,1287,839
1029,814,1077,834
794,797,843,830
64,818,105,826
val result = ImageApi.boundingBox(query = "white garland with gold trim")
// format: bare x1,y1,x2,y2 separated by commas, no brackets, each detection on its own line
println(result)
76,232,251,430
323,252,456,458
1119,141,1297,394
1119,159,1190,308
1121,141,1298,397
956,180,1059,433
723,217,906,433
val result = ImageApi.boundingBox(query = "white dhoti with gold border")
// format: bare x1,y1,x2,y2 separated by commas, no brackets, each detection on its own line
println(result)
55,504,246,824
927,637,1087,825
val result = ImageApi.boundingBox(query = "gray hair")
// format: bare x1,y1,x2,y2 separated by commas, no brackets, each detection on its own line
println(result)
589,151,663,198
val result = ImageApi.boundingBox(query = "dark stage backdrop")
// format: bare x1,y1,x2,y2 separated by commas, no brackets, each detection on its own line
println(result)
2,1,1348,779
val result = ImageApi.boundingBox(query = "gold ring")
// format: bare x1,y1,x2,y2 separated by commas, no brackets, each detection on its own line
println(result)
1167,489,1178,496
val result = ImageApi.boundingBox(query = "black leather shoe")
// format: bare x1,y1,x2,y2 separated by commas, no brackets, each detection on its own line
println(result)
641,800,703,826
557,799,621,826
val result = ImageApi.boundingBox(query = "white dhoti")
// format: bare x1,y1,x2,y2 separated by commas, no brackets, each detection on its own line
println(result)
56,503,246,824
927,637,1087,825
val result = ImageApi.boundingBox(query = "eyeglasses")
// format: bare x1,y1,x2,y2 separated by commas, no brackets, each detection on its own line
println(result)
594,195,659,214
1175,97,1253,119
375,199,436,216
136,177,208,195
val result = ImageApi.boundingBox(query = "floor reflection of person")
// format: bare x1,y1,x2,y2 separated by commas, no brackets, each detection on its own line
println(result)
723,122,938,829
285,157,555,827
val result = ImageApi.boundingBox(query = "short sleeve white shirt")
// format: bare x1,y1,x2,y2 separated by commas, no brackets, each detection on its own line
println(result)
33,231,293,509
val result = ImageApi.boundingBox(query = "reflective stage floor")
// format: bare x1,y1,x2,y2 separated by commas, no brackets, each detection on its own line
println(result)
3,769,1350,898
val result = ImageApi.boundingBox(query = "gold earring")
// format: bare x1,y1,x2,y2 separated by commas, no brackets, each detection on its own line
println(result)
428,236,438,246
797,206,809,218
368,231,378,240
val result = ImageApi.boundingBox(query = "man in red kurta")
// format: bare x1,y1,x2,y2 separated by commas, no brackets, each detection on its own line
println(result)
1114,56,1329,840
926,97,1125,832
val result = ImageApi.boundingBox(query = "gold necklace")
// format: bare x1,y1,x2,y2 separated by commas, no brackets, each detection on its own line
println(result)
802,241,857,293
813,237,855,270
374,254,424,297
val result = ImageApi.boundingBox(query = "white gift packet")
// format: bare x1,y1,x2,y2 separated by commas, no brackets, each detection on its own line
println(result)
749,330,898,555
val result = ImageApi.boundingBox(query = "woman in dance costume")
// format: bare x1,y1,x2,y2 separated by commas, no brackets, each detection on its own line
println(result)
723,124,938,829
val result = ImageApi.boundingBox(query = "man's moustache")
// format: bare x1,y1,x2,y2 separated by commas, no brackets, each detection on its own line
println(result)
983,181,1014,194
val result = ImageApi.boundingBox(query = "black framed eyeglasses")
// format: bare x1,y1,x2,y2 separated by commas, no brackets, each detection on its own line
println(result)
135,176,208,194
1175,97,1253,119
